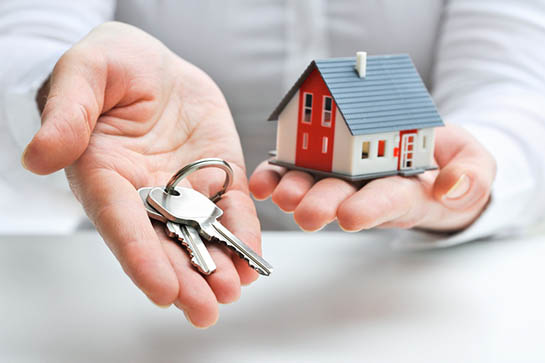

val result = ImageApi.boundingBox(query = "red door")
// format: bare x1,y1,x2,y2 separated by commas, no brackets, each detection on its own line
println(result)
295,68,336,172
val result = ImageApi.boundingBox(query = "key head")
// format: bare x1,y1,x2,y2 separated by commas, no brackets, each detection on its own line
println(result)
138,187,167,223
147,186,223,228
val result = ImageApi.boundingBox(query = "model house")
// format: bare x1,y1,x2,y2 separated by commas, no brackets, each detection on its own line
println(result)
267,52,444,181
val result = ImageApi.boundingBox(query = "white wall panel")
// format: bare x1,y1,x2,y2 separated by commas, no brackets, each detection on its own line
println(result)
331,109,353,174
276,90,299,164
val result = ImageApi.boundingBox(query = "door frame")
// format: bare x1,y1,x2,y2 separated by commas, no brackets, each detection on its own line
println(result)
398,129,417,170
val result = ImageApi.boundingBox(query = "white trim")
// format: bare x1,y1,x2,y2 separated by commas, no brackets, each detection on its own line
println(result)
400,133,416,170
302,92,313,124
361,141,370,159
322,136,328,154
276,90,299,164
321,95,332,127
302,132,309,150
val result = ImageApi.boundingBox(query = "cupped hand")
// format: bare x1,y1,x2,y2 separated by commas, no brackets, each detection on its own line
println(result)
22,22,261,328
250,124,496,233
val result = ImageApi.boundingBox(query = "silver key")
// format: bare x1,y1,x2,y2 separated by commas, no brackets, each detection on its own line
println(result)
147,186,273,276
138,187,216,275
168,222,216,275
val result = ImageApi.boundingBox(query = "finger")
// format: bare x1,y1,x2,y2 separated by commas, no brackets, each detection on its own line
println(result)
217,190,262,285
293,178,357,231
157,231,219,328
73,167,179,306
271,170,315,212
337,175,431,231
249,161,287,200
181,163,261,285
433,127,496,211
203,243,241,304
23,45,108,175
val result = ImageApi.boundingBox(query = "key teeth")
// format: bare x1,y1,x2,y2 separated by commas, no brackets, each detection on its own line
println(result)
210,236,270,276
175,236,203,271
165,226,215,275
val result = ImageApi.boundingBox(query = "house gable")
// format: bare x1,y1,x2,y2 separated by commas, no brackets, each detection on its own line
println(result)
269,61,318,122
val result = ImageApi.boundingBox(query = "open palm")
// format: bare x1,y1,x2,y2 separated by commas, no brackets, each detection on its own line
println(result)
23,22,260,328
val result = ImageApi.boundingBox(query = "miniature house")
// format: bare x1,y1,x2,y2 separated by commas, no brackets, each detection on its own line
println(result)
268,52,444,181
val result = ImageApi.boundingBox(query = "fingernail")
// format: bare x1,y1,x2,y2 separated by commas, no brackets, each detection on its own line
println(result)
21,145,30,170
147,296,171,309
444,174,471,200
153,302,171,309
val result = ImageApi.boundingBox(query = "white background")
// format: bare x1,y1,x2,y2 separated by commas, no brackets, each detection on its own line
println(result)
1,230,544,363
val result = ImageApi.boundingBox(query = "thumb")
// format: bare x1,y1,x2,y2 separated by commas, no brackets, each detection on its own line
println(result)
22,48,106,175
432,127,496,211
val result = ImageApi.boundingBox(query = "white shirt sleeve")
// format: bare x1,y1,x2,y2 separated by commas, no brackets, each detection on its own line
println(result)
393,0,545,249
0,0,115,233
0,0,115,150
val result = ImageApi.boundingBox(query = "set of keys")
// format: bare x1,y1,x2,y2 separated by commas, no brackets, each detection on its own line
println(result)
138,158,273,277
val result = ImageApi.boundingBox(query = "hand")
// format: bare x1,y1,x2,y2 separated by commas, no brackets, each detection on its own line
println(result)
22,22,261,328
250,124,496,233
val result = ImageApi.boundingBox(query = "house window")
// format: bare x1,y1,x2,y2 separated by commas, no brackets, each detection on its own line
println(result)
321,96,332,127
422,136,427,150
377,140,386,157
361,141,370,159
302,93,313,123
302,132,309,150
322,136,328,154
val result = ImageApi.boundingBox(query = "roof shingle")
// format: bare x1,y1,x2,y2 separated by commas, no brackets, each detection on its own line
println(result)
268,54,444,135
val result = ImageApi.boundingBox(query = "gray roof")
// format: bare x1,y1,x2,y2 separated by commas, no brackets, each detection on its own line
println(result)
268,54,444,135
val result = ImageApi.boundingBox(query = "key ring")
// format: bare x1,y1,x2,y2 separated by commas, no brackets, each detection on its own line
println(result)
165,158,233,203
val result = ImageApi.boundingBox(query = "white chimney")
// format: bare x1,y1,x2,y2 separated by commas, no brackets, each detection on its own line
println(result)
355,51,367,78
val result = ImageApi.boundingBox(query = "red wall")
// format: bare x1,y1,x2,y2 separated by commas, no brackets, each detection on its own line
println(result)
295,68,336,172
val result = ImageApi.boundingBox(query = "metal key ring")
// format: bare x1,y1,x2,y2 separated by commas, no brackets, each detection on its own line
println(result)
165,158,233,203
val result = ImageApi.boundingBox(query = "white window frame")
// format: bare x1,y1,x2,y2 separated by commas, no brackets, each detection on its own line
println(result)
322,136,328,154
302,92,313,124
401,133,416,169
302,132,309,150
361,141,370,159
321,96,333,127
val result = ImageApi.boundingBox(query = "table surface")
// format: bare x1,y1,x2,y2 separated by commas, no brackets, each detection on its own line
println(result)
1,231,544,363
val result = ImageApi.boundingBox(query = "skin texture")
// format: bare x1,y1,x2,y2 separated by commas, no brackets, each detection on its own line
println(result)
22,22,260,328
250,125,497,233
